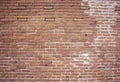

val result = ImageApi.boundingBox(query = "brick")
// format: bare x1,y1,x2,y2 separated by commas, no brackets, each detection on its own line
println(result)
0,0,119,82
44,17,55,22
43,5,54,10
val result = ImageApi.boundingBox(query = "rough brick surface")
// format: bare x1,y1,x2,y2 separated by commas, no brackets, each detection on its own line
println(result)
0,0,120,82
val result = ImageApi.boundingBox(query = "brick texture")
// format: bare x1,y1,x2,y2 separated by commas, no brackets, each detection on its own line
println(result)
0,0,120,82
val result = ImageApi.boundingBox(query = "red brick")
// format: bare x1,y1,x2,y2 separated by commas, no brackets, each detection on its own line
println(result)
0,0,119,82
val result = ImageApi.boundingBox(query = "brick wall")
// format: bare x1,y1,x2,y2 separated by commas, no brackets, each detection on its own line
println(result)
0,0,119,82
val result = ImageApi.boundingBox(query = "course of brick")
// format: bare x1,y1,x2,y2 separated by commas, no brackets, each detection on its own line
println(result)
0,0,120,82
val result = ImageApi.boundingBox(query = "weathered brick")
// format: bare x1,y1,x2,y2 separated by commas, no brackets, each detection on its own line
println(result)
0,0,119,82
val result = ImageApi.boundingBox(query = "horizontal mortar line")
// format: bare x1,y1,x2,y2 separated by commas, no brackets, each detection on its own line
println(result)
0,50,90,52
0,14,95,19
14,5,88,7
0,1,83,2
0,7,88,8
1,48,119,50
0,31,95,34
0,3,84,5
0,5,87,7
0,5,88,7
29,16,92,18
0,29,95,31
0,10,87,12
33,13,88,15
0,7,88,10
0,28,95,31
6,12,88,15
3,16,93,18
1,16,90,18
0,17,94,21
